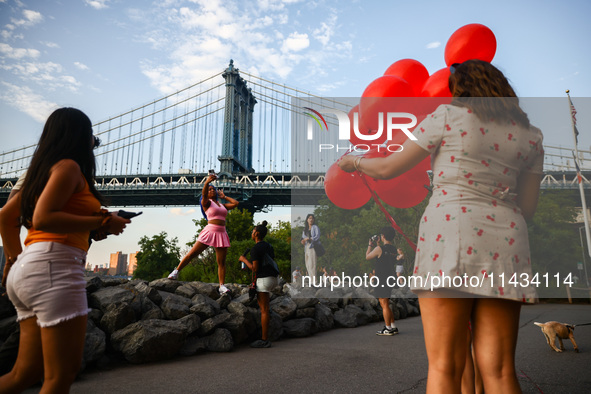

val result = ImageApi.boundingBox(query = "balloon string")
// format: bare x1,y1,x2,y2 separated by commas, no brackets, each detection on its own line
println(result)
358,172,417,251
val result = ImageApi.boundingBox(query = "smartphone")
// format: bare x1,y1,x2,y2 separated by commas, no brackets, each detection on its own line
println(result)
117,210,143,219
208,169,216,176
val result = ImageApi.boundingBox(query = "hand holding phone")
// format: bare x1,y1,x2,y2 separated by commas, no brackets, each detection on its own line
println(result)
117,210,143,219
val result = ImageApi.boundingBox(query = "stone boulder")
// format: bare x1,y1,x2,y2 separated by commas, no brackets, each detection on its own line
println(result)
283,318,317,338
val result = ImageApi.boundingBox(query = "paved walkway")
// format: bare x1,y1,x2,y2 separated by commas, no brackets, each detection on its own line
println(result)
25,303,591,393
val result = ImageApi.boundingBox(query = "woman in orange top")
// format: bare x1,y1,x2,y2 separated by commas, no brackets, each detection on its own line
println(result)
0,108,130,393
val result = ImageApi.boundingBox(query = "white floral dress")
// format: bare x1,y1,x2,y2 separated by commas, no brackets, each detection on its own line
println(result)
410,104,544,302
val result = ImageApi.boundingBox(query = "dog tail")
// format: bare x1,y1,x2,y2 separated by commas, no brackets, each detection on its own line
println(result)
534,322,544,327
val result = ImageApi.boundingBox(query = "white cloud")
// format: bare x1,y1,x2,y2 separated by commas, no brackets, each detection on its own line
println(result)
281,32,309,52
74,61,89,70
0,82,57,123
313,14,337,46
426,41,441,49
10,9,43,29
85,0,109,10
170,208,196,216
0,43,40,59
42,41,60,48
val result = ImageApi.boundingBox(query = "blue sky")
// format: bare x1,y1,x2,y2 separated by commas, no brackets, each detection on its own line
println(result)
1,0,591,267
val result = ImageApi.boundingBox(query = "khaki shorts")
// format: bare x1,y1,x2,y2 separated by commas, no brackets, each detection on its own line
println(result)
6,242,89,327
256,276,278,293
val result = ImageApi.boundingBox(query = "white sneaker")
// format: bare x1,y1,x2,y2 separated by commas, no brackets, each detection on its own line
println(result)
219,284,230,294
168,269,178,280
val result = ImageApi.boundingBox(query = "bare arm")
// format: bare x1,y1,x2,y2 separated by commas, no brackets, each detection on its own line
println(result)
218,190,239,210
32,159,129,234
516,172,542,221
238,255,258,272
0,193,23,287
200,174,216,211
366,245,381,260
339,140,430,180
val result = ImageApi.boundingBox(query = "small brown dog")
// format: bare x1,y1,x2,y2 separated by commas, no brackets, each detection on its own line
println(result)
534,321,579,353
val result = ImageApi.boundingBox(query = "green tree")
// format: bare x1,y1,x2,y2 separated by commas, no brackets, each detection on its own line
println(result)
133,232,181,281
178,211,293,284
528,190,581,278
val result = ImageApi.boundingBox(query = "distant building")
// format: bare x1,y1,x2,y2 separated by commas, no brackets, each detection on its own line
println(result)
128,252,138,276
109,251,128,276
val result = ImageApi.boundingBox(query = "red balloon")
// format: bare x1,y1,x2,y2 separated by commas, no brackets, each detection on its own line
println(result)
348,104,378,147
360,146,429,208
420,68,452,98
324,160,371,209
368,169,429,209
444,23,496,66
359,75,415,139
384,59,429,96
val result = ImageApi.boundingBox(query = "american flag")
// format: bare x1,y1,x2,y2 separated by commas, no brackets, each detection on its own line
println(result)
569,96,579,144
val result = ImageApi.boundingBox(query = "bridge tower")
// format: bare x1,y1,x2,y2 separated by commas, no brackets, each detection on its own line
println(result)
219,60,257,176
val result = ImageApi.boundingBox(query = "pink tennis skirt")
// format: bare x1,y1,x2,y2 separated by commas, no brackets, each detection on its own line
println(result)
197,224,230,248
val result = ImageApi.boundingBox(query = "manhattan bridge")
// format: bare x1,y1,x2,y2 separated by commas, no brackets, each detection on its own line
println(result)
0,60,590,212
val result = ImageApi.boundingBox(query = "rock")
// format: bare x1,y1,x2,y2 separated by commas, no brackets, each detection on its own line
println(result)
270,296,297,321
216,293,232,310
140,297,165,320
100,303,137,335
160,293,191,320
0,316,17,341
81,319,106,371
148,278,183,293
188,282,219,300
88,286,139,313
314,303,334,331
295,307,316,319
179,336,207,357
204,328,233,352
135,282,162,305
85,276,104,294
395,300,408,320
177,314,201,336
111,319,188,364
0,326,19,375
190,294,220,320
199,313,232,337
88,308,103,326
283,318,317,338
333,304,368,328
223,313,254,345
293,297,318,309
175,283,198,299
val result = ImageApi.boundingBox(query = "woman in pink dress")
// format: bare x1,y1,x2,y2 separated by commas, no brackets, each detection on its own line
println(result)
168,174,239,294
340,60,543,393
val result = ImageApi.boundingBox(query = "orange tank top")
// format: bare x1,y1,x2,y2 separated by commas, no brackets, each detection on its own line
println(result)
25,179,101,252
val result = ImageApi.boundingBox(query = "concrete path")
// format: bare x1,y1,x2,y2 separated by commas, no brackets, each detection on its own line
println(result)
24,303,591,393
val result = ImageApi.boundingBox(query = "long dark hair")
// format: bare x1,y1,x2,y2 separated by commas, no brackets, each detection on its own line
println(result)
20,108,106,228
304,213,315,237
448,60,530,128
199,185,218,219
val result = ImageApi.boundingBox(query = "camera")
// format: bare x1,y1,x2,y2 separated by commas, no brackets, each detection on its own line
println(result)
241,248,250,269
370,234,380,244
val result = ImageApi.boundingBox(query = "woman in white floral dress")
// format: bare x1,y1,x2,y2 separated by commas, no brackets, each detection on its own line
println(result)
339,60,543,393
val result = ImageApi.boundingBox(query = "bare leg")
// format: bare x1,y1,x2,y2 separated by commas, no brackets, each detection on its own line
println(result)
39,315,87,394
472,298,521,394
417,292,474,394
214,247,228,285
257,292,270,341
461,328,475,394
0,317,43,394
379,298,394,327
176,242,209,272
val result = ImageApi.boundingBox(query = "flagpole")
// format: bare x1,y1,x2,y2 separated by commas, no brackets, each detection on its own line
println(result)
567,89,591,287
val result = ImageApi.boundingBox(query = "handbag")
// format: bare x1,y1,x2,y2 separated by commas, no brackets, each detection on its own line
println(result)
312,240,326,257
263,253,280,276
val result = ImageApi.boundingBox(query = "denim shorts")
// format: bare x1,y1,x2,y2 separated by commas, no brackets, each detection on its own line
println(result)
6,242,89,327
256,276,278,293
